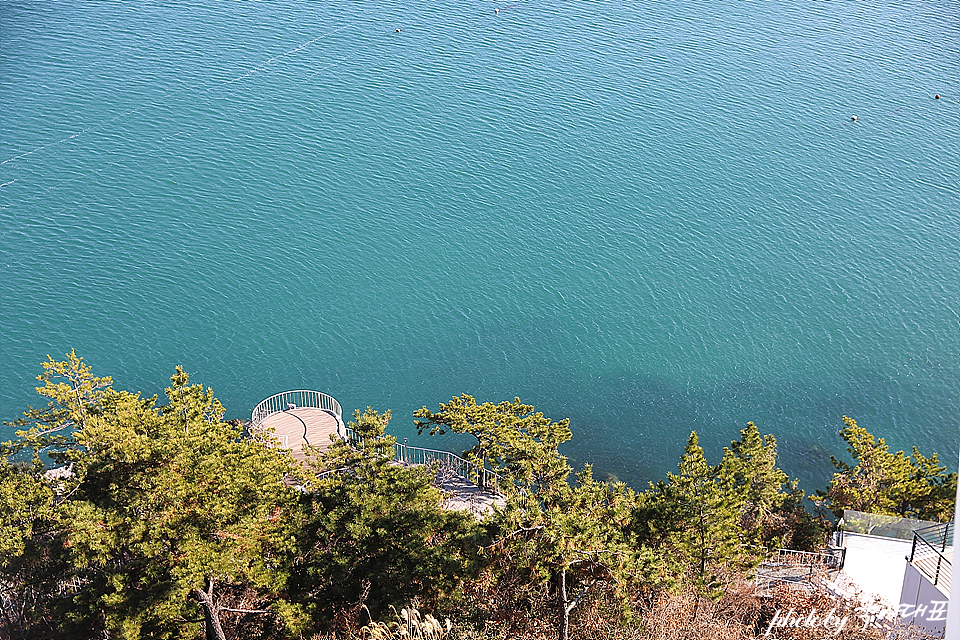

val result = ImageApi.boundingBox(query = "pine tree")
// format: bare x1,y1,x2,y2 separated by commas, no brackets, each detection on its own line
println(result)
0,458,58,637
414,394,572,495
717,422,786,546
4,354,304,639
662,432,746,595
490,466,638,640
717,422,827,550
822,416,956,520
291,408,478,630
417,397,638,640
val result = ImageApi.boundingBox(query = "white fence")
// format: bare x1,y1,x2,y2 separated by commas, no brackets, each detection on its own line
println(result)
341,429,504,496
755,547,845,594
393,441,504,496
251,390,346,439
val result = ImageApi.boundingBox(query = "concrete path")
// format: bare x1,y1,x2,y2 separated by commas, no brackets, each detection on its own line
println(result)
826,533,913,618
435,472,506,517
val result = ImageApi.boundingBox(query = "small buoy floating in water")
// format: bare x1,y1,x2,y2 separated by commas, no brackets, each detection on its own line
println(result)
851,115,858,122
495,7,500,14
396,28,402,32
935,94,940,99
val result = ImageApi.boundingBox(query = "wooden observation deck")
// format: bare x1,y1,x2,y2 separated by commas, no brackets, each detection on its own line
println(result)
251,389,506,516
251,390,346,462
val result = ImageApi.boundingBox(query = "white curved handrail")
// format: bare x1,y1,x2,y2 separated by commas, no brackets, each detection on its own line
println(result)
317,442,505,497
393,442,504,496
251,390,346,439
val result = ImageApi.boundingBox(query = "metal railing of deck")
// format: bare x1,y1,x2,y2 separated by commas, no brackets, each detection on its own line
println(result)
251,390,346,440
909,521,953,596
251,392,502,497
769,547,846,570
394,440,504,496
341,430,505,496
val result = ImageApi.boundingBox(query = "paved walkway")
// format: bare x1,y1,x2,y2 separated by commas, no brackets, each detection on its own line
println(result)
826,533,913,618
258,408,340,462
434,473,506,517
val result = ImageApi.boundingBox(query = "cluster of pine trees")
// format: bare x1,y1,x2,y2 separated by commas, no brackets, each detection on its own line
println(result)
0,353,954,639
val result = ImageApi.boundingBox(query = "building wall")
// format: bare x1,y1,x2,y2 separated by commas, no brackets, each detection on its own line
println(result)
899,562,948,637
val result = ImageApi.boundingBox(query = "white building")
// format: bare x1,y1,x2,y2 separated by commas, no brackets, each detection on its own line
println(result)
828,510,952,637
898,522,951,637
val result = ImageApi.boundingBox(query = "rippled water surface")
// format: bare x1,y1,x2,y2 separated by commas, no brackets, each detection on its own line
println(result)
1,0,958,489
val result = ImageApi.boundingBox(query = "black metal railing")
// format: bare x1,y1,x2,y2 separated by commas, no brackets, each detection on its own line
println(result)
909,521,953,595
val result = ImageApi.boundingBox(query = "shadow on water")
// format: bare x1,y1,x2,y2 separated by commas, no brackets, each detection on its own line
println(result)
549,369,958,496
306,305,959,497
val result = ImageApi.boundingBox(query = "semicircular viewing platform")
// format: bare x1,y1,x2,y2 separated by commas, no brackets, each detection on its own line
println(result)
251,390,346,462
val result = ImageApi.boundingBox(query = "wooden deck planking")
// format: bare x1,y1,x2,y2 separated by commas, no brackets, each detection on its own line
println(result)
259,408,340,461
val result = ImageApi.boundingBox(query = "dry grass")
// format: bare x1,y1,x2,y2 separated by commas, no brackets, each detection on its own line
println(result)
358,606,453,640
496,576,933,640
307,573,941,640
592,577,939,640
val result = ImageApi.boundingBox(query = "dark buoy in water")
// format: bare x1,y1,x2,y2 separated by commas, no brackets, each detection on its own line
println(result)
396,28,402,32
935,94,940,99
851,115,858,122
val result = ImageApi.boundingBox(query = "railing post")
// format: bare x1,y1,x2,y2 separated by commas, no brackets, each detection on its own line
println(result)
403,438,408,464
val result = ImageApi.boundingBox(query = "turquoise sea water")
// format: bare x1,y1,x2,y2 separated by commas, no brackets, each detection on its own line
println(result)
1,0,958,490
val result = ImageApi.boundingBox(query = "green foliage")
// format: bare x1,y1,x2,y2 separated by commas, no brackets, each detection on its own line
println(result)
2,356,951,640
635,424,828,600
658,432,749,596
718,422,787,543
0,460,61,636
491,466,640,640
418,397,640,640
772,483,831,552
18,350,114,430
292,408,479,631
414,395,572,494
2,354,303,640
821,415,957,520
349,406,398,461
717,422,827,551
0,462,52,562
